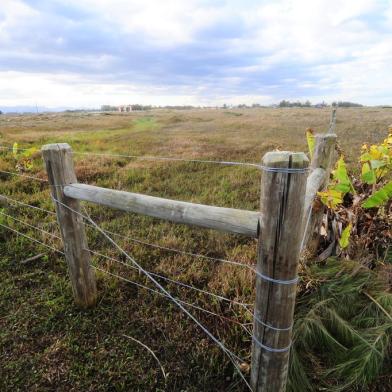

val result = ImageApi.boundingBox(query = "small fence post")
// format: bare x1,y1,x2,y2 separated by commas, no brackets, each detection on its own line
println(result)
303,133,337,255
42,143,97,308
251,151,309,392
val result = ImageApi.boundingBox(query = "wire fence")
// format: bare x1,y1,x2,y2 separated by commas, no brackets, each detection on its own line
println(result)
0,141,323,390
0,144,260,168
0,192,254,390
0,173,256,389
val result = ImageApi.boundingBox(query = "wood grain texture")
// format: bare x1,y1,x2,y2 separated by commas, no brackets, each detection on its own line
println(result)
304,168,326,214
250,151,309,392
310,133,337,171
42,143,97,308
64,183,260,238
305,133,337,255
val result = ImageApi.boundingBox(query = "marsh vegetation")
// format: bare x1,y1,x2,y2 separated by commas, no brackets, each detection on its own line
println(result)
0,107,390,391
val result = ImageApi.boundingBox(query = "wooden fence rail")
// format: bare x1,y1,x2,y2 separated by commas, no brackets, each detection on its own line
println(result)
63,183,260,237
41,136,336,391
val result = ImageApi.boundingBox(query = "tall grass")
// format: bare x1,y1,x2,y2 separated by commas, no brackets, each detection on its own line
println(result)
289,259,392,391
0,108,391,391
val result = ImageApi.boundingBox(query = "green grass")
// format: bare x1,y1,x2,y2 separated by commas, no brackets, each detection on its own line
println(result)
0,108,391,391
133,116,159,132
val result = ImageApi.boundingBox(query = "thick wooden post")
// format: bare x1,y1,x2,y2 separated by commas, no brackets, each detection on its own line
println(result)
42,143,97,308
303,134,337,255
251,151,309,392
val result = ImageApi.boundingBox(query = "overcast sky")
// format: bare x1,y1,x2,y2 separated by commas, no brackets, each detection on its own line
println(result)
1,0,391,108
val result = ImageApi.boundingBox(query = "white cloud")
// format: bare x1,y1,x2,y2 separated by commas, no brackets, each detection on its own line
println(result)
0,0,38,45
70,0,222,47
240,0,381,61
0,71,272,108
0,0,391,107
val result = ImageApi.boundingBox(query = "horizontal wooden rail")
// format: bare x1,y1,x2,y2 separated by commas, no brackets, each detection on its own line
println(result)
64,183,260,237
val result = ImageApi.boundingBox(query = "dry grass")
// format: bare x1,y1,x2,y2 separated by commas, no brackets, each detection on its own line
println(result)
1,107,390,162
0,107,391,391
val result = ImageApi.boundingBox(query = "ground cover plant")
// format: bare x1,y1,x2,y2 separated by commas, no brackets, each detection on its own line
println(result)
313,127,391,262
0,107,391,391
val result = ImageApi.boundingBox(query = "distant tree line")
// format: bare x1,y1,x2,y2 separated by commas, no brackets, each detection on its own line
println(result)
161,105,195,110
279,100,313,107
101,104,196,111
101,105,118,111
100,100,365,112
331,101,363,107
277,100,363,108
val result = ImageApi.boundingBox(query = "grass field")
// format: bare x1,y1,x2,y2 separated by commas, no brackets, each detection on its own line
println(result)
0,107,391,391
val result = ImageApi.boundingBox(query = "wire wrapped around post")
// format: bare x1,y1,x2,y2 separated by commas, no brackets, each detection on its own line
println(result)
251,151,309,392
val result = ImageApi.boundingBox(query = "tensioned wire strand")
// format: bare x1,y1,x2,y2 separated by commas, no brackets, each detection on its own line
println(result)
0,222,65,255
0,128,334,373
1,167,305,286
0,169,48,182
1,191,301,285
0,221,249,364
73,150,261,168
2,206,289,332
91,265,252,335
0,145,259,168
0,205,250,308
3,170,304,362
0,166,307,355
0,194,57,215
1,193,252,270
86,248,252,308
0,210,61,239
0,146,310,172
0,169,253,270
51,196,253,390
88,224,251,269
0,218,250,334
0,193,299,333
96,263,251,365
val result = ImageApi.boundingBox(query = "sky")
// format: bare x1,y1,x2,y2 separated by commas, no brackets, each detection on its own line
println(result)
0,0,391,109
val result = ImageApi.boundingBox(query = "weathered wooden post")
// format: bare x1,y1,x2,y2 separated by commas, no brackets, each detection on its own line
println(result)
302,133,337,255
42,143,97,308
310,133,337,172
251,151,309,392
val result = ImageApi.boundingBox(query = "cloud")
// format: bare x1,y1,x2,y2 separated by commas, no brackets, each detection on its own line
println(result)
0,0,391,108
78,0,223,46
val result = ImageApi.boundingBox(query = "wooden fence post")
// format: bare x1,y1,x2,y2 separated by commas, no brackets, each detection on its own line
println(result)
42,143,97,308
251,151,309,392
302,134,337,255
310,133,337,172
